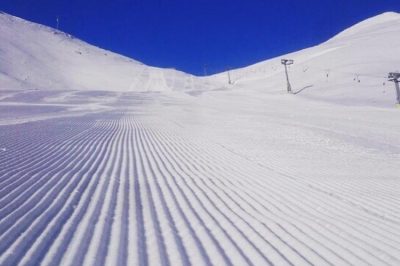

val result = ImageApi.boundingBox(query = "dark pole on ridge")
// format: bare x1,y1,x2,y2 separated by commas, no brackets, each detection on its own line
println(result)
388,72,400,105
281,59,294,93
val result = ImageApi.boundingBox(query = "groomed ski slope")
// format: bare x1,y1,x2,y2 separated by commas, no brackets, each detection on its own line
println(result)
1,11,400,266
0,89,399,266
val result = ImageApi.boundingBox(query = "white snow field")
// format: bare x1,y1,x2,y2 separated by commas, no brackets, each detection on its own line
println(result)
0,12,213,93
1,11,400,266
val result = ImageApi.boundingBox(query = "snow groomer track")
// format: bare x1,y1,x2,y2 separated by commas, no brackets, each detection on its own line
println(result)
0,91,399,266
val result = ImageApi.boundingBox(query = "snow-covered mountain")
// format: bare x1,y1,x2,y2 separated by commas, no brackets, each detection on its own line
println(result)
209,12,400,106
1,11,400,266
1,11,400,104
0,12,209,92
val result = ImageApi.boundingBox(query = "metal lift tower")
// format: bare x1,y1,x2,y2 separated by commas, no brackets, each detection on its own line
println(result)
388,72,400,105
281,59,294,93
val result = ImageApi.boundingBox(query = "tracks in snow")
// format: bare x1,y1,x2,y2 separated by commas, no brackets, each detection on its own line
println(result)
0,111,399,266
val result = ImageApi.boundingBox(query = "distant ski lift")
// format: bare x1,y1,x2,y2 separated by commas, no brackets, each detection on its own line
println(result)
388,72,400,105
388,72,400,81
281,59,294,93
281,59,294,65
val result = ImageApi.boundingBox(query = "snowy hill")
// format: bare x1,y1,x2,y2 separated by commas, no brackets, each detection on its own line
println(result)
1,11,399,102
0,12,209,92
1,12,400,266
209,12,400,107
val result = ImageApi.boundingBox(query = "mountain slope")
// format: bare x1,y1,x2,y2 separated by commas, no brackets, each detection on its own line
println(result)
209,12,400,107
1,12,400,266
0,12,208,92
2,11,399,102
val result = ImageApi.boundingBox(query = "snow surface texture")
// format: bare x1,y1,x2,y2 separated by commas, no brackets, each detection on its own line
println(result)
0,11,400,266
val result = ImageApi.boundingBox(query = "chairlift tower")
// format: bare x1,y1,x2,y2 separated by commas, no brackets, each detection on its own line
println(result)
281,59,294,93
227,68,232,85
388,72,400,104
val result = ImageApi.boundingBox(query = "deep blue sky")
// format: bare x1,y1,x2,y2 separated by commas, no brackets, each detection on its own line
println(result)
1,0,399,75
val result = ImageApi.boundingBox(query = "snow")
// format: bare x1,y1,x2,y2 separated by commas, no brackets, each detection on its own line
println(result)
0,12,212,92
207,12,400,107
0,11,400,266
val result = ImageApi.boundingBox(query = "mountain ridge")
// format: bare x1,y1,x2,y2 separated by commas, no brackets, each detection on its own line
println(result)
1,11,400,98
0,11,208,92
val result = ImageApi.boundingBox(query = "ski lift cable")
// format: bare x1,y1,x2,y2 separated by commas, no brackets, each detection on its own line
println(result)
294,64,388,79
